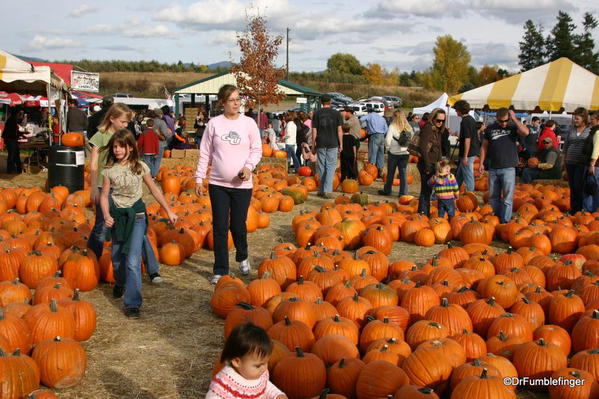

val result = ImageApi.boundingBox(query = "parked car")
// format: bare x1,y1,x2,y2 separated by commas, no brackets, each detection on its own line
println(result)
362,101,385,116
114,93,133,98
327,92,353,105
383,96,402,107
347,103,368,116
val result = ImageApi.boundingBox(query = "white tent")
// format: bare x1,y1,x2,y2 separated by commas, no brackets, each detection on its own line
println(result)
412,92,466,135
0,49,68,94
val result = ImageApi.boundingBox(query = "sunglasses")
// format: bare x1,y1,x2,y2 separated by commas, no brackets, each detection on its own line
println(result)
434,119,446,123
497,118,509,123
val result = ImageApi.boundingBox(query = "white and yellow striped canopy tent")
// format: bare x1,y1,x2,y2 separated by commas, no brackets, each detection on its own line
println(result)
448,58,599,112
0,49,68,94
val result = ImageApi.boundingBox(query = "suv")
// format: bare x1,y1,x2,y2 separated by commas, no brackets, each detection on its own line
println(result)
327,92,353,105
362,101,385,116
347,103,367,116
383,96,402,107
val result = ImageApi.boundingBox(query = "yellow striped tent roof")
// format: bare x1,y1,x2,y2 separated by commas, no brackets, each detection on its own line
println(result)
448,58,599,112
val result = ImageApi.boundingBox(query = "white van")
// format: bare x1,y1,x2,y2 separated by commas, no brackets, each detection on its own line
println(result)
362,101,385,116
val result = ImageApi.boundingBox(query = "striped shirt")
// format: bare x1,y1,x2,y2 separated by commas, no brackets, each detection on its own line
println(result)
428,173,459,200
564,125,590,165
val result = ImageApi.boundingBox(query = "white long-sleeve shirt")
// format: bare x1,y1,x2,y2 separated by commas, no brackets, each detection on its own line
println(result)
385,124,410,155
283,121,297,145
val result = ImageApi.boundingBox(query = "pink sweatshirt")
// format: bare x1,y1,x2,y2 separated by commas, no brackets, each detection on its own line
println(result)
206,366,284,399
195,114,262,189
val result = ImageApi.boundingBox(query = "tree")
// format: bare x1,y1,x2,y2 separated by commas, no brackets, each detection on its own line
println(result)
326,53,363,75
478,65,501,85
430,35,471,93
231,14,286,111
519,20,546,71
574,12,599,73
363,63,384,85
546,11,578,62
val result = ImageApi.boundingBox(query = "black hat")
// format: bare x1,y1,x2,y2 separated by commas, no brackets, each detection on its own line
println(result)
102,95,114,108
321,94,332,104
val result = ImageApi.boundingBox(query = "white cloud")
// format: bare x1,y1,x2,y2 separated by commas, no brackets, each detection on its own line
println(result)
468,0,576,25
87,25,113,34
122,24,171,38
364,0,458,18
28,35,82,49
68,4,97,17
208,31,238,46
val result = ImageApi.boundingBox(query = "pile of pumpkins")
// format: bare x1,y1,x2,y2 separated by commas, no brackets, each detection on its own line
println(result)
0,185,97,398
209,181,599,399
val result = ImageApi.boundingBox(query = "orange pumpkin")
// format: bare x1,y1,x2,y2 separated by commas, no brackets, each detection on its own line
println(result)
61,132,84,147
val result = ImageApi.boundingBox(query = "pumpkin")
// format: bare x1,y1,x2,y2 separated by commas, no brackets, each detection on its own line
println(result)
224,302,273,339
298,166,312,176
0,307,32,354
0,348,40,398
341,179,359,194
394,386,439,399
59,289,97,342
570,348,599,381
327,358,365,399
311,334,359,367
31,336,86,388
268,316,315,352
23,299,75,344
424,298,473,336
61,132,85,147
405,320,449,350
548,368,599,399
359,317,404,353
402,340,457,394
355,360,408,399
511,338,568,390
450,368,516,399
210,283,251,318
272,347,326,399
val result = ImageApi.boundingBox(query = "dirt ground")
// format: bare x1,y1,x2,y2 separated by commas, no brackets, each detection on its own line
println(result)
0,167,544,399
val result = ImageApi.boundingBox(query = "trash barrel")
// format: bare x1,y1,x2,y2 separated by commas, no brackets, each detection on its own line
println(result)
48,145,85,193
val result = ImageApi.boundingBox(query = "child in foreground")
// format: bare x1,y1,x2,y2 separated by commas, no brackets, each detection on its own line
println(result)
206,323,287,399
428,158,459,220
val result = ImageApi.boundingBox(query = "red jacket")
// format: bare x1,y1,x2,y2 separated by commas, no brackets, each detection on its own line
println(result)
537,127,559,151
138,129,159,155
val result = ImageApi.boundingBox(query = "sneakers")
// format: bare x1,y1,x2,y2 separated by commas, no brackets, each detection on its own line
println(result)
240,259,250,275
150,273,164,284
124,307,140,318
378,189,390,196
211,274,223,285
113,285,124,299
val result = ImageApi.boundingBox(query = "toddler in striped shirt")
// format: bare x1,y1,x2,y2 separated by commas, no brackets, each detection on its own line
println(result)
428,159,459,220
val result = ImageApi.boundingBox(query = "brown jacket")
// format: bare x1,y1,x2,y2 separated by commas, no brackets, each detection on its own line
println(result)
419,123,444,167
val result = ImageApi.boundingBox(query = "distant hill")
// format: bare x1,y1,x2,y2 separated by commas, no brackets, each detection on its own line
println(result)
207,61,231,69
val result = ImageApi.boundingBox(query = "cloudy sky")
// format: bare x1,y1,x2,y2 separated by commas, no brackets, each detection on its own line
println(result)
2,0,598,73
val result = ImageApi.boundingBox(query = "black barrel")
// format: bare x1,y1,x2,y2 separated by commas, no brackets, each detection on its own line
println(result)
48,145,85,193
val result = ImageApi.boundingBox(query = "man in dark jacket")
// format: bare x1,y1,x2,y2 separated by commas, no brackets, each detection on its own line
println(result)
66,98,88,133
521,137,561,183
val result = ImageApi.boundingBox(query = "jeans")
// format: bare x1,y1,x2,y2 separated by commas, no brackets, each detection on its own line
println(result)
111,214,146,309
456,156,476,192
566,164,587,214
584,167,599,212
417,160,434,216
316,147,338,194
155,142,168,176
383,153,409,195
437,198,456,220
285,144,300,170
489,167,516,223
5,139,21,173
521,168,540,183
87,188,159,276
296,145,304,167
208,184,253,276
142,154,158,178
368,134,385,171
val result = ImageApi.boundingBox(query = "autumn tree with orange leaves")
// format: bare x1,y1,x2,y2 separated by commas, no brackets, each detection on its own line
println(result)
231,15,286,115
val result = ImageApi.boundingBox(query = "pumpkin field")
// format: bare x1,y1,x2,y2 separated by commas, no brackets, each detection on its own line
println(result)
1,150,599,399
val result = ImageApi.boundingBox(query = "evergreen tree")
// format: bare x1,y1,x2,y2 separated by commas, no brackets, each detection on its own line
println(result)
574,12,599,73
518,20,546,71
546,11,578,62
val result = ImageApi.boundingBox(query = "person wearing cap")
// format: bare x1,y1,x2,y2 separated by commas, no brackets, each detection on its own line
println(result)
359,105,388,177
66,98,88,134
152,108,172,178
521,137,561,183
87,95,113,140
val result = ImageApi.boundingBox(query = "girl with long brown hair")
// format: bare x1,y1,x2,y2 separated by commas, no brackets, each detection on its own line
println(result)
100,129,177,318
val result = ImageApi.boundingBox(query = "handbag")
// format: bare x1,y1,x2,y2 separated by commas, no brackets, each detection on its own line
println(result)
585,171,597,196
407,131,422,157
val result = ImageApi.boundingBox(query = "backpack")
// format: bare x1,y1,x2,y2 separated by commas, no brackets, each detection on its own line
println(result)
394,130,411,147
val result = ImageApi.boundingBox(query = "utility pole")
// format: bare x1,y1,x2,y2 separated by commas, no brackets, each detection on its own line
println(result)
286,27,290,79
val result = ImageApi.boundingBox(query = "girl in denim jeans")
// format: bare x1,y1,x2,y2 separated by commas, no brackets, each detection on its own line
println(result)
100,129,177,318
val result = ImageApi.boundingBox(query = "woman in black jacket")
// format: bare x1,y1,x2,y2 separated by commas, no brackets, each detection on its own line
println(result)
416,108,447,216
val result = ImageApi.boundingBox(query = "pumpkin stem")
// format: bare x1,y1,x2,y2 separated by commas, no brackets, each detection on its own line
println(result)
429,322,442,329
295,346,304,357
50,299,58,312
441,298,449,307
487,297,496,306
380,344,389,352
418,388,434,394
538,338,546,346
565,290,576,298
365,315,376,322
0,308,4,321
284,316,292,326
53,283,62,289
457,286,469,293
338,358,346,368
237,302,254,310
480,368,489,379
319,388,330,399
498,331,507,341
334,314,340,322
593,310,599,319
387,338,397,344
54,336,62,342
353,293,360,302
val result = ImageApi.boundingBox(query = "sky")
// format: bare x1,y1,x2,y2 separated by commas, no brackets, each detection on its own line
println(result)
2,0,598,74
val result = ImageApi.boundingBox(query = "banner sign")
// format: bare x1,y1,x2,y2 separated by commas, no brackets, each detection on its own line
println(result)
71,71,100,92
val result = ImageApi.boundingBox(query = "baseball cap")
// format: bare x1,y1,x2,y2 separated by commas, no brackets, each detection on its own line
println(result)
321,94,332,104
